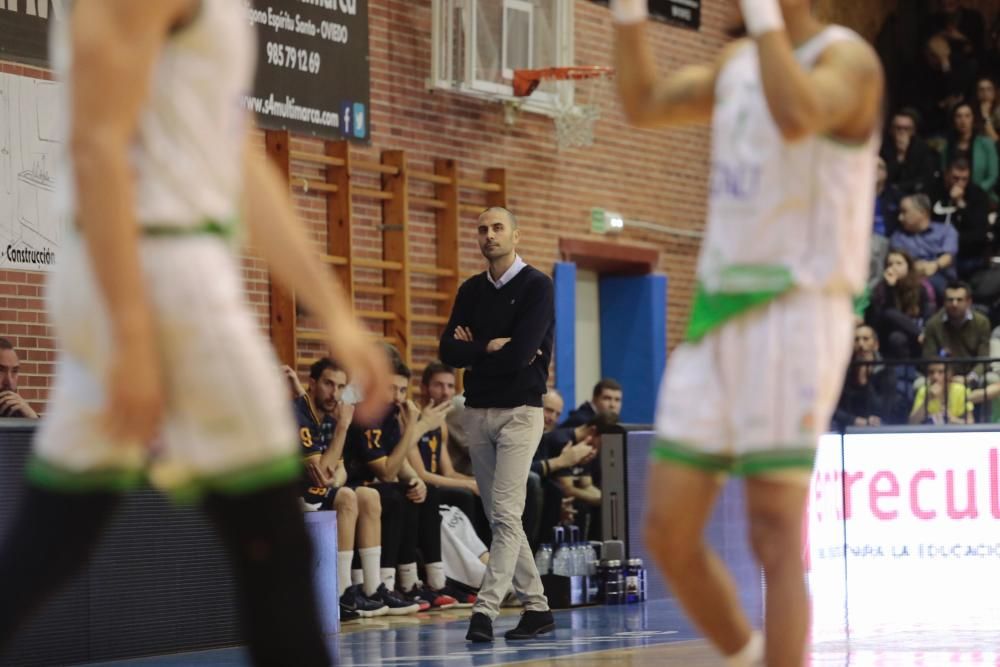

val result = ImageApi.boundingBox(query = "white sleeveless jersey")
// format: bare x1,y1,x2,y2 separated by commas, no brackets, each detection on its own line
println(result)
698,26,878,296
51,1,255,228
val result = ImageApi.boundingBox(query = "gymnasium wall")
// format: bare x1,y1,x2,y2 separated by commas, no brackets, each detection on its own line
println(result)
0,0,944,413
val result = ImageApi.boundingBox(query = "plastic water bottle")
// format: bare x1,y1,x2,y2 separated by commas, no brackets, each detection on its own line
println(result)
534,544,553,575
603,559,624,605
553,543,571,576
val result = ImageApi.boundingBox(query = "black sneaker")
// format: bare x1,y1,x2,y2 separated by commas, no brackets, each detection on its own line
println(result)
504,610,555,640
466,611,493,643
340,584,388,618
440,583,476,608
371,583,421,616
402,581,458,610
339,604,361,622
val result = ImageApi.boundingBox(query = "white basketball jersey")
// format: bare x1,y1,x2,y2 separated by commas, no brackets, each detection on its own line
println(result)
698,26,878,296
51,1,255,228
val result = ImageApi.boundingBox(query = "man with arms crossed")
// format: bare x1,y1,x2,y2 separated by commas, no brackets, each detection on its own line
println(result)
440,207,555,642
0,2,390,665
614,1,883,666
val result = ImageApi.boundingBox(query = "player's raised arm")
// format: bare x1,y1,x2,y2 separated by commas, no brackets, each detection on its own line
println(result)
612,0,720,128
744,0,883,142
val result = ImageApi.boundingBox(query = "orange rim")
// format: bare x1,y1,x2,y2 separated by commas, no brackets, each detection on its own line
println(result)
512,66,614,97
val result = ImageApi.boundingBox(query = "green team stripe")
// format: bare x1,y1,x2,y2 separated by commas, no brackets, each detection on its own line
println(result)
650,440,817,476
684,267,793,343
735,447,817,476
650,438,733,472
26,456,146,492
142,218,239,239
26,452,302,501
166,454,303,503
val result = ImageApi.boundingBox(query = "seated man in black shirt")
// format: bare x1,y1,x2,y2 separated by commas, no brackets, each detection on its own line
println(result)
293,358,387,620
558,378,623,429
343,354,456,612
929,157,999,305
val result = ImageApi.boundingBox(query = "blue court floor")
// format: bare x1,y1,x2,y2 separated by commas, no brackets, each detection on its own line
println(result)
75,601,697,667
74,599,1000,667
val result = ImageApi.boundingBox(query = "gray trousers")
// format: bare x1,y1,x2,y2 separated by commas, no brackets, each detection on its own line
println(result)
463,406,548,619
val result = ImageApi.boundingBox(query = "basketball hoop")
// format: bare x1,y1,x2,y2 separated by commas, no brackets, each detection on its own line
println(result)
512,66,614,149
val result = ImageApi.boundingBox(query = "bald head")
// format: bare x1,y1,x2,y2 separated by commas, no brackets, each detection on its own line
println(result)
542,390,564,432
479,206,518,230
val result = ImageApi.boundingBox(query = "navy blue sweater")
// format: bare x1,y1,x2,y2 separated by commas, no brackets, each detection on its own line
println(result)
439,265,554,409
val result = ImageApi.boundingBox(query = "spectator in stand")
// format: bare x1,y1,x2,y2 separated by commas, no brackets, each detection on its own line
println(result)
0,339,37,419
833,325,907,430
914,34,977,136
922,281,991,381
558,378,622,429
293,358,387,621
867,250,935,360
941,102,999,199
976,76,1000,142
930,157,993,275
880,109,939,195
909,359,975,424
988,15,1000,81
874,156,902,238
891,193,958,301
924,0,986,65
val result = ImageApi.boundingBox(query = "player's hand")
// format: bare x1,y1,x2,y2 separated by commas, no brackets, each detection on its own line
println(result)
465,478,480,496
330,333,391,427
559,497,577,523
304,455,331,487
558,440,593,468
416,399,451,433
486,337,511,353
0,391,38,419
406,477,427,503
334,401,355,431
453,326,474,342
105,337,164,447
281,364,306,398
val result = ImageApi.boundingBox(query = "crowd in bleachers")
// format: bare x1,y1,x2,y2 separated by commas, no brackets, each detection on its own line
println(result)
836,1,1000,429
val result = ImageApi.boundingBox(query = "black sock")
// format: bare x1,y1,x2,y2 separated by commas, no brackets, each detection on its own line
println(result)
0,484,119,649
201,481,331,667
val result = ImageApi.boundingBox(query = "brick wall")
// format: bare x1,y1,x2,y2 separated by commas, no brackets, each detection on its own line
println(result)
2,0,923,412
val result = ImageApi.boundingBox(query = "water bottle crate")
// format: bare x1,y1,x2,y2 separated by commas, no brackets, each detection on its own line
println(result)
541,574,601,609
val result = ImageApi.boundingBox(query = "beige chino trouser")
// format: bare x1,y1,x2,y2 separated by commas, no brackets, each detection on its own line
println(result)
462,406,549,619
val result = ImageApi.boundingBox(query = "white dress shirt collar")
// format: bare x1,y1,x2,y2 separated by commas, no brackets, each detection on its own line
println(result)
486,254,526,289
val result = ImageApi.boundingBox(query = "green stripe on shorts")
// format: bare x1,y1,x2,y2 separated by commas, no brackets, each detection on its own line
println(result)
734,447,817,476
26,452,302,501
650,438,733,472
26,456,146,492
166,453,303,503
651,439,817,477
142,218,239,240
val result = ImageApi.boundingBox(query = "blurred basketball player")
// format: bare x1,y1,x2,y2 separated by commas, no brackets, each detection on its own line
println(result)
614,1,883,665
0,2,390,665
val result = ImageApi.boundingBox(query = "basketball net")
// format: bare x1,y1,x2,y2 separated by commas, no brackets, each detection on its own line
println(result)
512,66,614,149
